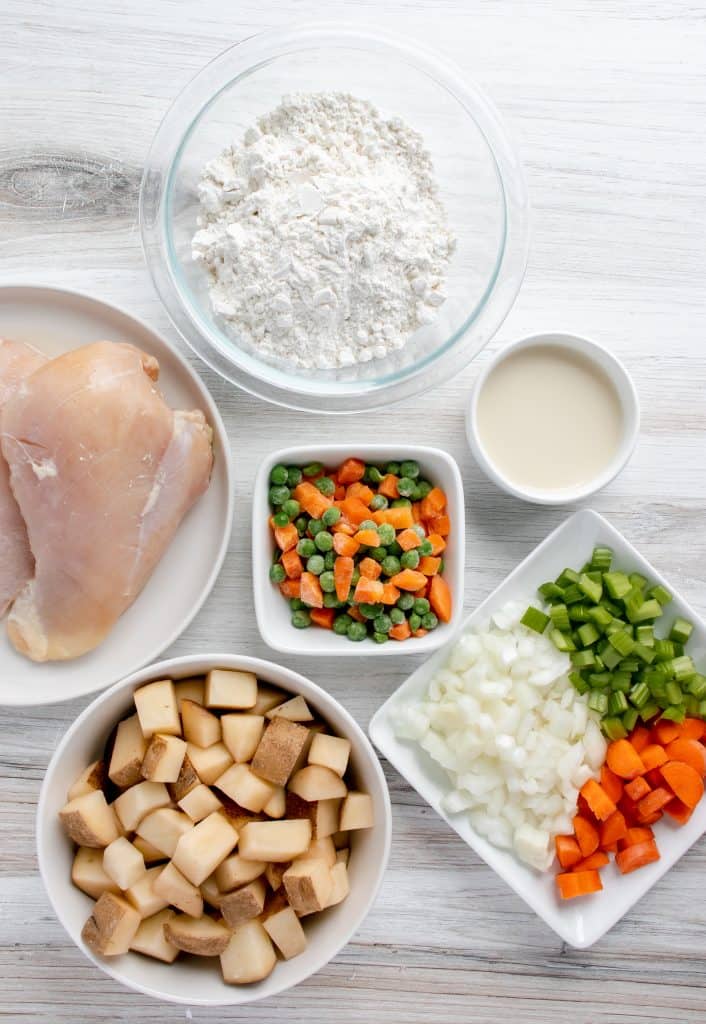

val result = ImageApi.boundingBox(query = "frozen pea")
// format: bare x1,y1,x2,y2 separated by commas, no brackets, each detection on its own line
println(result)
273,511,290,528
323,551,335,570
373,632,389,644
408,612,421,632
281,498,300,520
268,485,290,506
306,554,325,575
397,593,415,611
290,597,305,611
270,464,288,485
370,494,388,511
314,531,333,552
359,602,382,620
347,621,368,642
377,523,395,546
385,462,400,476
315,476,335,497
287,466,302,488
391,497,411,508
297,538,315,557
400,460,420,480
302,462,324,477
422,612,439,630
390,608,406,625
366,466,384,485
334,613,353,635
415,480,433,499
319,571,336,593
295,516,309,536
400,549,420,570
382,556,401,577
291,610,312,629
371,546,387,562
359,519,377,531
373,614,392,634
269,563,286,584
414,598,430,616
308,518,325,536
419,539,433,556
322,506,341,526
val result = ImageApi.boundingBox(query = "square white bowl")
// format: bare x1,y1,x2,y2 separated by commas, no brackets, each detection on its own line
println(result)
369,508,706,948
253,445,465,656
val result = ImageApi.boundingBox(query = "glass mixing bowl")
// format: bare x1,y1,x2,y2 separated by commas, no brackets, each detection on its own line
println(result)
140,24,529,413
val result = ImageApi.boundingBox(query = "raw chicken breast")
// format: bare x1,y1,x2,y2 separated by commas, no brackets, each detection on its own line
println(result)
1,341,213,662
0,338,46,616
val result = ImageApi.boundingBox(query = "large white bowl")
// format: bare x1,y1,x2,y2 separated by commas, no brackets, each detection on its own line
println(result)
37,654,392,1006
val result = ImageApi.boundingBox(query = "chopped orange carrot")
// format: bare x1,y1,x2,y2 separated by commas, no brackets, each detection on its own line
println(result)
429,574,453,623
334,556,354,603
273,523,299,553
615,839,660,875
629,725,651,753
420,487,447,519
380,583,401,605
279,579,301,599
665,738,706,776
556,869,602,900
378,474,400,499
412,628,429,638
618,826,654,849
676,718,706,741
332,520,356,537
337,458,366,484
419,555,441,576
310,608,334,629
280,549,303,579
389,569,428,592
293,482,332,518
624,777,651,802
346,482,374,505
637,786,674,819
573,815,599,858
341,496,373,525
652,720,681,745
358,557,382,580
411,502,422,523
556,835,582,869
427,513,450,536
397,529,422,552
599,809,627,848
660,760,704,808
427,533,447,556
353,577,384,604
333,533,359,557
348,605,364,623
334,485,346,500
389,620,412,641
300,572,324,608
573,851,609,872
639,744,668,772
354,528,380,547
580,778,617,821
606,739,645,780
665,797,693,825
600,764,624,804
373,506,414,529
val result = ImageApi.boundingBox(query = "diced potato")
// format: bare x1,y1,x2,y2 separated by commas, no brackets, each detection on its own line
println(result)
178,783,222,823
220,878,266,928
205,669,257,710
72,847,120,900
186,742,233,786
172,811,238,886
136,808,193,858
262,887,289,919
220,920,276,985
251,685,287,716
336,847,349,866
283,859,333,916
292,722,325,774
103,837,146,890
174,677,205,710
339,791,374,831
109,714,147,788
263,906,307,960
132,835,167,865
130,908,179,963
68,760,107,801
59,790,120,848
221,714,265,763
308,733,351,777
200,873,223,909
181,700,221,748
263,786,286,819
286,792,341,839
134,679,181,739
163,914,231,956
141,733,187,783
288,765,347,801
264,861,288,892
218,799,263,832
82,891,141,956
325,861,350,908
113,781,170,833
167,752,200,802
215,853,266,892
266,695,313,722
214,763,277,813
237,819,311,863
295,835,336,868
251,718,309,787
153,861,203,918
125,865,170,918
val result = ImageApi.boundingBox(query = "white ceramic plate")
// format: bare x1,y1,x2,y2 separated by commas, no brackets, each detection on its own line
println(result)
0,286,233,706
369,509,706,948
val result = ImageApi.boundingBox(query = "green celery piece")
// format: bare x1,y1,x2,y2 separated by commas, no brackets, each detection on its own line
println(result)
635,625,654,647
629,572,649,590
593,654,606,672
587,605,613,630
629,681,651,708
556,567,580,588
633,642,656,664
603,571,632,600
670,617,694,645
550,628,575,652
561,583,584,605
590,546,613,571
608,691,629,715
571,649,596,669
671,655,695,681
620,657,641,672
521,606,549,634
686,674,706,699
639,701,660,721
609,630,635,657
538,581,564,602
686,695,700,716
600,597,623,617
602,717,628,740
588,690,608,714
568,603,593,622
569,671,590,695
549,603,571,632
622,707,639,732
578,573,602,604
665,680,683,705
611,672,632,693
654,639,676,662
605,617,628,637
577,622,600,647
649,584,672,606
600,644,623,671
589,672,612,687
627,598,663,624
699,700,706,719
661,704,687,724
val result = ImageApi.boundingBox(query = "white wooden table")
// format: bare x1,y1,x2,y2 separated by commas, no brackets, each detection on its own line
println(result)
2,1,706,1020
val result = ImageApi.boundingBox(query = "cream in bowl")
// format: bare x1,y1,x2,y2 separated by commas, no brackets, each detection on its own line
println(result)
466,333,640,504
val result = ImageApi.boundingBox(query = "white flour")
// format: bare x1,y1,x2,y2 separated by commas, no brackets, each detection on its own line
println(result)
192,92,455,370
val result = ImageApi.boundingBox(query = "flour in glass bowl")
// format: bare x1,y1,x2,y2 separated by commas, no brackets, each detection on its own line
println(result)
192,92,456,371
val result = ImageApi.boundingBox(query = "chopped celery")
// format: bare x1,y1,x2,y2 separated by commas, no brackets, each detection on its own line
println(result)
622,707,639,732
521,606,549,633
635,625,654,647
605,617,628,636
550,628,575,652
633,642,656,664
569,671,590,694
627,598,663,623
588,691,608,714
561,583,584,605
665,680,683,705
609,630,636,657
577,622,600,647
629,572,649,590
578,573,602,604
600,644,623,671
593,654,606,672
603,571,632,600
571,649,596,669
589,672,612,687
603,717,628,740
687,674,706,699
654,639,676,662
671,655,695,681
639,702,660,721
590,546,613,571
660,704,687,723
568,603,593,622
648,584,672,606
556,568,580,587
549,603,571,632
620,657,641,672
608,691,629,715
629,681,650,708
538,581,565,601
670,617,694,645
699,700,706,718
611,672,632,692
587,605,613,629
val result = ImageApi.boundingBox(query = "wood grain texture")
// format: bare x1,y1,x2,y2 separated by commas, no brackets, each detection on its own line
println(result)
1,0,706,1019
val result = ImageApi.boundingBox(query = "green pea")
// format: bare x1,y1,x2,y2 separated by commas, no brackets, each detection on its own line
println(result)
422,612,439,630
408,612,421,632
377,523,395,546
316,476,335,497
308,519,325,536
314,531,333,552
268,485,290,506
387,540,402,557
290,597,305,611
391,498,411,508
273,511,290,528
347,621,368,642
371,547,387,562
385,462,400,476
297,538,316,557
270,464,288,485
359,602,382,620
397,593,414,611
306,554,325,576
359,519,377,532
324,592,347,608
415,480,433,499
292,610,312,629
287,466,303,488
382,556,401,577
302,462,324,477
414,598,430,616
366,466,384,485
295,516,309,536
373,632,389,644
282,498,300,520
370,494,388,511
412,524,426,539
397,477,416,498
322,506,341,527
419,539,433,556
400,460,420,480
334,613,353,635
390,608,406,625
323,551,335,570
269,563,286,584
374,614,392,634
319,571,336,593
400,549,420,570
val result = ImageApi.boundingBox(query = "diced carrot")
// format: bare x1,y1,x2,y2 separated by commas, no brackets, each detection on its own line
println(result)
652,720,681,745
660,761,704,809
411,502,422,524
378,474,400,499
638,811,664,826
310,607,334,629
644,767,665,789
414,581,431,600
556,869,602,900
555,835,582,869
373,506,414,529
280,549,303,579
600,765,624,804
354,528,380,547
419,555,442,576
573,815,599,858
389,620,412,641
676,718,706,741
380,583,401,605
618,826,654,849
332,520,356,537
347,606,364,623
427,533,447,556
618,793,640,825
637,786,674,819
397,529,422,552
629,725,651,753
273,523,299,553
353,577,384,604
334,556,354,603
299,572,323,609
665,738,706,776
665,797,693,825
279,579,301,599
389,569,428,592
606,739,645,780
640,744,668,772
337,458,366,484
346,482,374,505
412,628,428,638
599,809,627,848
334,485,346,500
580,778,617,821
573,851,610,872
293,482,332,518
615,839,660,875
625,777,651,802
427,513,450,536
358,557,382,580
333,533,359,557
341,497,373,525
430,574,453,623
420,487,447,519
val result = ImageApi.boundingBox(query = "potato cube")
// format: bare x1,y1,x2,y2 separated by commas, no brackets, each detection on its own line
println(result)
214,763,277,813
339,791,374,831
237,819,311,863
264,861,288,892
308,733,351,777
174,677,205,710
132,835,167,865
215,853,266,892
205,669,257,710
220,920,276,984
172,811,238,886
285,792,341,839
295,835,336,868
283,859,333,916
134,679,180,739
181,700,221,748
68,760,107,801
186,742,233,786
103,837,146,891
263,906,307,960
178,783,222,823
125,865,170,918
221,714,264,763
292,722,325,774
217,797,263,831
325,861,350,907
130,908,179,963
136,808,193,858
167,752,200,802
113,781,170,832
336,847,349,866
140,733,187,783
263,786,286,819
288,765,347,801
59,790,120,848
220,878,266,928
72,847,120,900
153,860,203,918
200,873,223,909
266,695,313,722
108,714,147,788
82,891,141,956
251,718,309,787
164,914,231,956
251,685,287,715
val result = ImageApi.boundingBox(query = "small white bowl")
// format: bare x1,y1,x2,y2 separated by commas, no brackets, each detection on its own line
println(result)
37,654,392,1006
466,332,640,505
253,445,465,656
